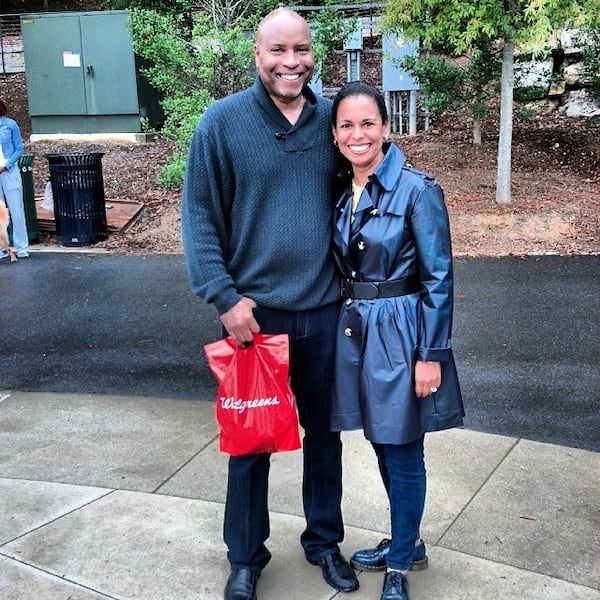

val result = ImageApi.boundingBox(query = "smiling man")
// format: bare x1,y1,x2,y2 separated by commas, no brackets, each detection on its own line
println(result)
253,9,314,121
181,8,358,600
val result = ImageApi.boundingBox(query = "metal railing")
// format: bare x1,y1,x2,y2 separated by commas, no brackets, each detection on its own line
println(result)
0,14,25,74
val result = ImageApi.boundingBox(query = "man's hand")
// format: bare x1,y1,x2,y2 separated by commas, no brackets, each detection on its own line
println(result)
414,360,441,398
220,297,260,345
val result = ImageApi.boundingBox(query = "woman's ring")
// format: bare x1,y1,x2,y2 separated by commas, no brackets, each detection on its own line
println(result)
430,387,438,393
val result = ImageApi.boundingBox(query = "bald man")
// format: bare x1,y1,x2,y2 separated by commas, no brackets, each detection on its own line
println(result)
182,8,358,600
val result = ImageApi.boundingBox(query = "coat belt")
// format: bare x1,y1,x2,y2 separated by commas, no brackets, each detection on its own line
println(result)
340,277,421,300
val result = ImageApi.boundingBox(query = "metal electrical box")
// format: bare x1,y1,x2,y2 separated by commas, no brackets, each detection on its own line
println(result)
382,33,419,92
20,10,162,135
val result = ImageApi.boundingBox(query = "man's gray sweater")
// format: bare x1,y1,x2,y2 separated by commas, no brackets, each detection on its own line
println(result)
182,78,339,315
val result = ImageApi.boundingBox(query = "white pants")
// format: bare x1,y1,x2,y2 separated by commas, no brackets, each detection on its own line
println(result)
0,165,28,254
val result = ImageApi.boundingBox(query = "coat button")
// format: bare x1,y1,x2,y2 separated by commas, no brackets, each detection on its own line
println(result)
344,328,352,336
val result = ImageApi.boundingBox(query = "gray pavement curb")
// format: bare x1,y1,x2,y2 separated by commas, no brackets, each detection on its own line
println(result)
1,391,599,599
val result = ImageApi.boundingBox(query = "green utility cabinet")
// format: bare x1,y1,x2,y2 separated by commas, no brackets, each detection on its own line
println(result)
21,10,161,135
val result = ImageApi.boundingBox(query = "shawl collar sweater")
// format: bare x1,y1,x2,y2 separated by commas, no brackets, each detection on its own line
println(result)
182,78,339,314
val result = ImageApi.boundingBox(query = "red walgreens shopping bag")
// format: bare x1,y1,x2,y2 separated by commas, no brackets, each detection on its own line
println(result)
204,333,301,456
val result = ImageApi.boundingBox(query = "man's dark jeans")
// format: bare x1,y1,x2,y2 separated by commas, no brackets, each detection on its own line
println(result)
223,301,344,571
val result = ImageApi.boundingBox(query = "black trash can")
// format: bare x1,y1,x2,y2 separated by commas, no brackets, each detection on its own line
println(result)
46,152,107,246
19,153,39,243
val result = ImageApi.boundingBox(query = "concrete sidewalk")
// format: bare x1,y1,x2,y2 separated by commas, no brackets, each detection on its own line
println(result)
0,391,598,600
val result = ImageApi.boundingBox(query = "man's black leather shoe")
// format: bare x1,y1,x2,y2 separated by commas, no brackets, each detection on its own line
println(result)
350,539,428,572
310,551,359,592
224,568,260,600
380,570,409,600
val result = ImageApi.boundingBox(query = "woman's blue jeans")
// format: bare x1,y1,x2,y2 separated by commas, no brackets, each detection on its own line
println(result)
372,436,426,571
224,302,344,571
0,166,28,255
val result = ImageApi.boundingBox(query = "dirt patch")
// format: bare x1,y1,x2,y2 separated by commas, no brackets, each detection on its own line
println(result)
1,72,598,257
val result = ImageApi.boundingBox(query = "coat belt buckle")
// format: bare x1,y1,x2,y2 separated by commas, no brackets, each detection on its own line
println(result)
341,279,353,299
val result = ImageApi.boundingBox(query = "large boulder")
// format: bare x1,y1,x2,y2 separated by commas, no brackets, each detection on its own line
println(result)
560,90,600,117
563,62,594,87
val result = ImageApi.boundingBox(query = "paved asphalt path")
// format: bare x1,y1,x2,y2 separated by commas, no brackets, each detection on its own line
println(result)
1,253,598,451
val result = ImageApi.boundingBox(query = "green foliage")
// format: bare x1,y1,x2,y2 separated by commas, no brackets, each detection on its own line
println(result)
129,10,196,97
578,27,600,99
159,90,215,149
156,153,188,189
400,44,499,125
400,56,465,116
109,0,191,12
139,117,155,133
128,8,255,188
514,106,537,121
513,86,547,102
309,0,357,80
586,115,600,128
382,0,595,56
196,0,277,30
191,14,255,100
381,0,589,144
466,44,501,119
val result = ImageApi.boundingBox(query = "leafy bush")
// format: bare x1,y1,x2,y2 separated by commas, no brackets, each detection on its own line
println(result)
109,0,191,12
401,47,501,120
400,55,466,116
400,45,500,141
128,8,254,188
514,86,547,102
310,1,357,81
579,27,600,99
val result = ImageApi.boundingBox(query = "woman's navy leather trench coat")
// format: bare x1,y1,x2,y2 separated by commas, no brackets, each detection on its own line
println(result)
331,143,464,445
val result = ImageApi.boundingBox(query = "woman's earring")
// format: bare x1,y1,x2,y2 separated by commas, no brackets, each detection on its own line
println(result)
333,139,338,146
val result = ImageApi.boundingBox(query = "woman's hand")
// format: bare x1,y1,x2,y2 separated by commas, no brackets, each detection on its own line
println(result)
415,360,441,398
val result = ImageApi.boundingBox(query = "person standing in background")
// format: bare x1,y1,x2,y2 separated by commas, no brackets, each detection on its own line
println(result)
0,98,28,259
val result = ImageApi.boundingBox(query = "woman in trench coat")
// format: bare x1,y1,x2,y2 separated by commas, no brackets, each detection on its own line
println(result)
330,82,464,600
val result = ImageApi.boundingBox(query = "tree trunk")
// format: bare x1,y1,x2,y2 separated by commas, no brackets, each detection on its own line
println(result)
496,37,514,204
473,115,482,145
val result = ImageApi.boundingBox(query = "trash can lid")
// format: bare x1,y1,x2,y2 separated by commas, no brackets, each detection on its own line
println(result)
45,152,105,165
18,154,35,166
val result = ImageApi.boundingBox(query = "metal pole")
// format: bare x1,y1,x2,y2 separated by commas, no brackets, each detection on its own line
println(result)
0,19,6,74
397,93,403,136
346,52,351,82
384,91,393,133
409,90,417,135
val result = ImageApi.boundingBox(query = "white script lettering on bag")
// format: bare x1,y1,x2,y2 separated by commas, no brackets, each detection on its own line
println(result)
220,396,281,414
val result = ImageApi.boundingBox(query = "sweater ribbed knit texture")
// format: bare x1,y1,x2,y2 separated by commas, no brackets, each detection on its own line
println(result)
181,78,340,315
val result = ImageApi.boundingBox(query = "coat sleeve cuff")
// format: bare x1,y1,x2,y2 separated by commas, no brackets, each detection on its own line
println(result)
417,346,452,362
